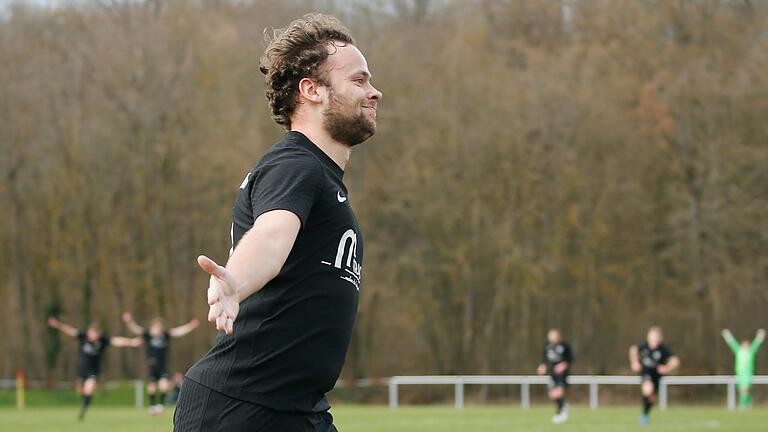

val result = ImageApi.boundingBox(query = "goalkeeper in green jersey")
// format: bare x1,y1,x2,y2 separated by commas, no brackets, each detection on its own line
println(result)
721,328,765,409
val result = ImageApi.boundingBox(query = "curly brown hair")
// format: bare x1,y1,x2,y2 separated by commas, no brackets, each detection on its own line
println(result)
260,14,355,129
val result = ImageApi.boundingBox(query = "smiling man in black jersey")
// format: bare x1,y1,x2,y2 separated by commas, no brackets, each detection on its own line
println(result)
173,13,381,432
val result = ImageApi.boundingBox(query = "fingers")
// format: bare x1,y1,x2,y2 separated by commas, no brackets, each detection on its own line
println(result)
208,303,223,323
198,255,227,279
207,302,235,335
207,282,220,305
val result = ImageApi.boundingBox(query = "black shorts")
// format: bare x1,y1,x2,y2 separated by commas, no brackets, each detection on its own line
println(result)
78,367,99,382
148,364,170,382
641,372,661,392
548,373,568,389
173,378,338,432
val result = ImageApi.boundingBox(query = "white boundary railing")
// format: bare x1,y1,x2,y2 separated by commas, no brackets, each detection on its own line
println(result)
387,375,768,411
5,375,768,411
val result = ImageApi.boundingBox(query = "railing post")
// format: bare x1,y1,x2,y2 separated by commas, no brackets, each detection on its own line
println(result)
134,380,143,410
454,378,464,410
589,379,598,410
659,381,668,410
521,378,530,410
727,378,736,411
388,378,398,409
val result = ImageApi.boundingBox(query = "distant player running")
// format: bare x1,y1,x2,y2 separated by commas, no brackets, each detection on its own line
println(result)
721,328,765,410
629,326,680,426
122,312,199,414
536,329,573,424
47,317,142,420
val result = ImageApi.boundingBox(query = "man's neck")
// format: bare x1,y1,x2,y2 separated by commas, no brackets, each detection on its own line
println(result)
291,125,350,171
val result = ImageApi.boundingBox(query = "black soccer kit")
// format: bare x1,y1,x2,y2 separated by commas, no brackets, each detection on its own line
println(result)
77,332,110,381
637,342,673,390
543,342,573,388
175,131,363,432
144,331,171,381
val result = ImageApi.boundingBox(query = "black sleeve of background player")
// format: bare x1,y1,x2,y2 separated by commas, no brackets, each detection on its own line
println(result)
250,155,324,227
661,345,673,363
564,343,573,363
542,346,548,364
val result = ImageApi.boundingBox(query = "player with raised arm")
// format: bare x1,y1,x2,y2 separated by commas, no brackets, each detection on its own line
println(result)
629,326,680,427
122,312,199,414
722,328,765,410
173,13,381,432
536,329,573,424
47,317,142,420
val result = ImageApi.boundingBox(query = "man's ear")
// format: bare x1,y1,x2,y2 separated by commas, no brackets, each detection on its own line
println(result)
298,78,323,104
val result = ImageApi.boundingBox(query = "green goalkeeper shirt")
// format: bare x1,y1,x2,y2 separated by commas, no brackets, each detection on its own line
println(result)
725,335,763,376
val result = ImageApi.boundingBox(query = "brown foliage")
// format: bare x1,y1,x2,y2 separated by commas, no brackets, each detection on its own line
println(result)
0,0,766,384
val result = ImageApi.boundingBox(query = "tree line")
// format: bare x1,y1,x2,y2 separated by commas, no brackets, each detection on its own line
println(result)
1,0,766,386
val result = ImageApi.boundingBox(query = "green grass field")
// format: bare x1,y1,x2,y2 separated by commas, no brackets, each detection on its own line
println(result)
2,405,767,431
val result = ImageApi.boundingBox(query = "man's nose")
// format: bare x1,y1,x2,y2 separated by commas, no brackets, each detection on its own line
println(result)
369,85,382,101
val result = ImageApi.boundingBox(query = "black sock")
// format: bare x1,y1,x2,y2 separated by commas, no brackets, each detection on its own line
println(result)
556,398,564,414
642,396,653,415
79,395,92,419
159,392,166,406
149,393,157,406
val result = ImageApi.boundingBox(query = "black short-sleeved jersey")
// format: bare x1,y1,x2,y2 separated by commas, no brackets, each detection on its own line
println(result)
144,331,170,367
186,131,363,413
543,342,573,374
637,342,673,375
77,332,110,374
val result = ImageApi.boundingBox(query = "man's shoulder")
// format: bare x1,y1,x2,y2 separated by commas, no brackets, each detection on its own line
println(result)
253,139,325,175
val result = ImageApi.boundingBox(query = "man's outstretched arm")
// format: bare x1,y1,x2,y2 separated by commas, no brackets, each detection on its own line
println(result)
722,329,740,354
121,312,145,335
752,329,766,354
198,210,301,335
47,317,79,338
110,336,143,348
169,318,200,338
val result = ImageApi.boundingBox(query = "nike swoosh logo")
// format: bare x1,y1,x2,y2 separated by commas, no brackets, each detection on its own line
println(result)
337,192,347,203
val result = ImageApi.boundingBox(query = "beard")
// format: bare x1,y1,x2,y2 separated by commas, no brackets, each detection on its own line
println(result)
322,88,376,147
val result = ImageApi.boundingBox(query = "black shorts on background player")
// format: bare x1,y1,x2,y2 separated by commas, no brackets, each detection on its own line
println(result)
144,330,170,381
77,332,109,381
176,132,364,430
636,341,673,390
543,342,573,387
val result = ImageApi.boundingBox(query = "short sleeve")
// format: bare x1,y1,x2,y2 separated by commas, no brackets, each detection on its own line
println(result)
77,331,86,343
250,154,324,227
101,335,110,346
564,344,573,363
661,345,673,363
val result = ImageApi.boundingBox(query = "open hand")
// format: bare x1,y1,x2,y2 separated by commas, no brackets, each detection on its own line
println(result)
197,255,239,335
